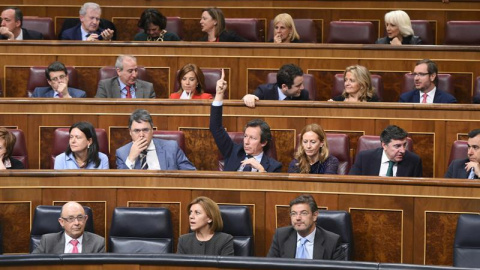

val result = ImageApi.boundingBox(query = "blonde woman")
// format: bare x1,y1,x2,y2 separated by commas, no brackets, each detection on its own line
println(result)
330,65,378,102
376,10,422,45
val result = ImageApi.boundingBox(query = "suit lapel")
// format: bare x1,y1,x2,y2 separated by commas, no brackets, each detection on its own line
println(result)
371,149,382,175
46,89,55,98
154,139,167,170
135,81,144,98
412,90,420,103
284,230,297,258
82,232,90,253
312,227,326,260
260,154,270,172
54,232,66,254
113,78,122,98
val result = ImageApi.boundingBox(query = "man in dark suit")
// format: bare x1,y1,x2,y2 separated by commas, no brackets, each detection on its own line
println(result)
32,202,104,254
95,55,155,98
399,59,457,103
267,194,343,260
445,129,480,179
349,125,423,177
0,7,43,40
243,64,310,108
116,109,196,170
60,2,114,41
211,70,282,172
32,61,86,98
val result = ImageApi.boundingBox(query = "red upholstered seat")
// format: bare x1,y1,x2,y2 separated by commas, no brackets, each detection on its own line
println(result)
225,18,263,42
332,74,384,101
173,68,225,97
473,76,480,104
266,73,316,100
218,132,277,171
402,73,454,95
444,21,480,45
10,129,28,168
411,20,434,45
51,128,109,169
327,21,376,44
267,19,317,43
27,66,79,97
97,66,147,85
166,17,184,40
23,16,55,40
448,140,467,166
152,130,186,153
356,135,413,155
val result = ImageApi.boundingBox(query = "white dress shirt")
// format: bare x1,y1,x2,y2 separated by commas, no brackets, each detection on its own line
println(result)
296,227,316,259
379,150,398,176
64,233,83,253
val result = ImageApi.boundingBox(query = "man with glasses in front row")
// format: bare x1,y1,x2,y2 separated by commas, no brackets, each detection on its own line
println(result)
399,59,457,103
32,201,104,254
31,62,86,98
116,109,196,170
267,194,344,260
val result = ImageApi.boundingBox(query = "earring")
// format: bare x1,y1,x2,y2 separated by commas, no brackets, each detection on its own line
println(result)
87,144,90,149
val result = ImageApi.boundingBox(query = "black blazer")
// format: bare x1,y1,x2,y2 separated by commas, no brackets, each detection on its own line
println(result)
209,105,282,172
349,147,423,177
399,89,457,103
199,30,249,42
0,28,43,40
254,83,310,101
445,158,477,179
375,35,422,45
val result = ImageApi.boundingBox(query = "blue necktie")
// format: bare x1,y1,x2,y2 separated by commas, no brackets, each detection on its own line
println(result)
468,168,475,179
295,237,308,259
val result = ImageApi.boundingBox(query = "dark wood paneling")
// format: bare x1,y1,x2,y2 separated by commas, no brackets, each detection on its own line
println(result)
0,202,31,253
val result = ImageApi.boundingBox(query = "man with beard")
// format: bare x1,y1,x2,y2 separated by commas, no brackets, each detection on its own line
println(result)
445,129,480,179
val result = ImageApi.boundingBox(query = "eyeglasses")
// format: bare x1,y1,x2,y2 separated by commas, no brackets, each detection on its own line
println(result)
411,72,430,77
290,211,311,217
61,215,87,223
131,128,151,134
50,74,67,82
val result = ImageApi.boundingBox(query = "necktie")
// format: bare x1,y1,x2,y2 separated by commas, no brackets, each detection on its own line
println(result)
468,168,475,179
243,155,253,171
70,239,79,253
386,161,395,177
295,237,308,259
421,93,427,103
125,85,132,99
140,150,148,170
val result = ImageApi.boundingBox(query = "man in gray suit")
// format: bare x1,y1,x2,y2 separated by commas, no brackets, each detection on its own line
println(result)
116,109,196,170
32,61,86,98
267,194,343,260
445,129,480,179
32,201,104,254
95,55,155,98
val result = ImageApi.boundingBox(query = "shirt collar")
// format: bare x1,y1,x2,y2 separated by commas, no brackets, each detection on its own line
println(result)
80,26,90,41
421,87,436,98
251,152,264,163
277,85,287,100
15,29,23,40
297,226,316,243
381,150,394,164
65,232,84,243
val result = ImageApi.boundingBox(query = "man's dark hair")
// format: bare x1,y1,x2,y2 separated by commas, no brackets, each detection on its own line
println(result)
45,61,68,81
3,7,23,27
277,64,303,88
416,59,438,86
380,125,408,145
289,194,318,213
244,119,271,152
137,8,167,31
468,129,480,138
129,109,153,129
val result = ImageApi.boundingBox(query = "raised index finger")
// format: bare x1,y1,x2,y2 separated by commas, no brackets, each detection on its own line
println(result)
221,69,225,80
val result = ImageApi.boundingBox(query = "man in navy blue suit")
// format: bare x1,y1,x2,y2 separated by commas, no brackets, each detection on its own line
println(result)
0,7,43,40
60,2,114,41
445,129,480,179
242,64,310,108
399,59,457,104
32,62,86,98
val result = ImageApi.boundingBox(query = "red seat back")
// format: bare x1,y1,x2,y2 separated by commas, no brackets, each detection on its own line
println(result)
152,130,186,153
10,129,28,168
327,21,376,44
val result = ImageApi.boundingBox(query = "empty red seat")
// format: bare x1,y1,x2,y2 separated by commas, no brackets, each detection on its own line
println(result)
411,20,434,45
10,129,28,168
23,16,55,40
444,21,480,45
152,130,186,153
327,21,376,44
225,18,263,42
448,140,468,166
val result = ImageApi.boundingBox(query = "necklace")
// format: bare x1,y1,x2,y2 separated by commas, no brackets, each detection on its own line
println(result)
147,30,167,42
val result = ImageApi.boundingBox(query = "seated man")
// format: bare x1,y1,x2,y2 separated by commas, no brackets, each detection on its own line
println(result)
349,125,423,177
267,194,343,260
242,64,310,108
32,61,86,98
210,70,282,172
116,109,196,170
95,55,155,98
32,201,104,254
445,129,480,179
399,59,457,103
60,2,114,41
0,7,43,40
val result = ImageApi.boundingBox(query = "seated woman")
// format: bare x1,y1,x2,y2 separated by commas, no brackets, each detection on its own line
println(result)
54,122,109,169
170,64,213,99
199,7,248,42
288,124,338,174
0,127,24,170
177,196,234,256
330,65,379,102
134,8,181,41
271,13,301,43
375,10,422,45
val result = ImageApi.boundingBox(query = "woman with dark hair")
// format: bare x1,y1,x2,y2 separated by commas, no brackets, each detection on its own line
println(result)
170,63,213,99
54,122,109,169
177,196,234,256
288,124,338,174
199,7,248,42
0,127,24,170
134,8,181,41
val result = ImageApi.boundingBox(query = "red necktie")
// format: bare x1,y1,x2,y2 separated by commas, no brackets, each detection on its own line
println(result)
125,85,132,99
421,93,427,103
70,239,79,253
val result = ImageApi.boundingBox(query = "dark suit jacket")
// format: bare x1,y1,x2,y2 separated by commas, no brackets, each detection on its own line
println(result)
32,231,105,254
375,35,422,45
399,89,457,103
0,28,43,40
209,105,282,172
32,86,86,98
95,77,155,98
254,83,310,101
60,24,106,40
199,30,248,42
116,138,196,170
445,158,478,179
349,147,423,177
267,225,343,260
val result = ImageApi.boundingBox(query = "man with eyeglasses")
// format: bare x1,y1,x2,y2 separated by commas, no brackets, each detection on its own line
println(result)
116,109,196,170
31,62,86,98
95,55,155,98
32,201,104,254
267,194,343,260
399,59,457,103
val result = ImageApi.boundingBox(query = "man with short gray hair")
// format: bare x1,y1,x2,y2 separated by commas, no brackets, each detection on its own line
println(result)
60,2,114,41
